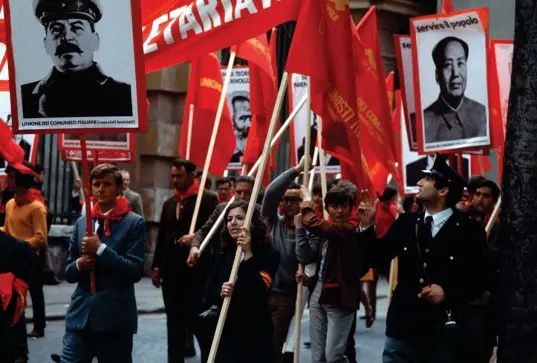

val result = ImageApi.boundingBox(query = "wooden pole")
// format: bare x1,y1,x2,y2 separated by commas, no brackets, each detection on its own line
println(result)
307,147,319,191
485,197,501,237
316,117,329,219
198,93,308,255
207,72,289,363
70,161,84,201
80,135,95,295
186,104,194,160
188,52,236,235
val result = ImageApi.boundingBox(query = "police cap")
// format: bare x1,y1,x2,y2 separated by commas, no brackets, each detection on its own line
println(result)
422,153,467,199
33,0,102,25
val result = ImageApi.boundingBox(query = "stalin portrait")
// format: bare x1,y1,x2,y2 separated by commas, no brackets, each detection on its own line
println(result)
21,0,133,118
410,36,487,145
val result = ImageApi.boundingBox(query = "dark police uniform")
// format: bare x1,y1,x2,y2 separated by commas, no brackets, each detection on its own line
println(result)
21,0,132,118
360,155,487,363
410,96,487,144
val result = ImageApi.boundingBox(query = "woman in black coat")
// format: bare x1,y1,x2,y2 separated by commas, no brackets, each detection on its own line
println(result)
201,199,279,363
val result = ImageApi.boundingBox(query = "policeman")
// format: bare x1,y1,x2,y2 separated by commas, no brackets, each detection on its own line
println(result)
21,0,133,118
357,153,487,363
410,36,487,144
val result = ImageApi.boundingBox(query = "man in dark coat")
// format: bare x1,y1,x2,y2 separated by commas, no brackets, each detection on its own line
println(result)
21,0,132,118
358,153,487,363
0,231,36,363
151,158,218,363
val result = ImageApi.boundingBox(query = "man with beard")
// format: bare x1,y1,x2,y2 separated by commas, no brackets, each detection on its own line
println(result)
151,158,218,363
21,0,132,118
410,37,487,144
229,94,252,163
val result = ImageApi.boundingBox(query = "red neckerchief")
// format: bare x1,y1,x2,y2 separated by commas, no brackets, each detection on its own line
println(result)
485,213,500,226
91,197,131,237
217,193,232,203
173,179,200,203
326,206,359,227
0,273,28,327
14,188,46,208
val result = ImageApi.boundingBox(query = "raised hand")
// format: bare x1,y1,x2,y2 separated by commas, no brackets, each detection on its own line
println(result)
357,189,379,228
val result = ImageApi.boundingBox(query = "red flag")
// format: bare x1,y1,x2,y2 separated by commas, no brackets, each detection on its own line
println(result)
179,53,235,176
234,34,278,166
353,7,399,185
441,0,455,13
0,119,25,164
286,0,365,188
470,154,492,176
386,71,395,111
142,0,300,73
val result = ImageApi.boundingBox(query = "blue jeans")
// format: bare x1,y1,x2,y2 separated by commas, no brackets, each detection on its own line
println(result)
383,336,459,363
309,282,355,363
60,327,133,363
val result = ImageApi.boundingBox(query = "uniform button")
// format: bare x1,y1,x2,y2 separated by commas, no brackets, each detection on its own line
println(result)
423,262,427,268
425,248,430,253
419,278,424,284
403,247,407,251
450,256,454,260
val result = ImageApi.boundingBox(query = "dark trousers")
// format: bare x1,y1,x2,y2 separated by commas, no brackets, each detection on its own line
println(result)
1,311,28,362
382,336,460,363
60,326,133,363
29,253,46,332
268,291,296,363
162,280,209,363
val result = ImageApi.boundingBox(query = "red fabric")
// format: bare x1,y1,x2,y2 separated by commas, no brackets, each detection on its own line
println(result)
173,179,201,203
386,71,395,111
142,0,301,73
0,273,29,327
484,213,500,226
179,53,235,177
375,201,397,238
90,197,132,237
0,119,25,165
14,189,46,208
441,0,455,13
354,8,399,185
235,33,278,166
470,154,493,176
286,0,365,188
217,193,233,203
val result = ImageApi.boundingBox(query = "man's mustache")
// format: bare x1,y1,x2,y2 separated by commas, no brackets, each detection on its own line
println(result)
55,43,82,56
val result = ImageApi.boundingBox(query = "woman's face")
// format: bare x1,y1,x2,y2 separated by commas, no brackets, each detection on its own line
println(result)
227,207,246,240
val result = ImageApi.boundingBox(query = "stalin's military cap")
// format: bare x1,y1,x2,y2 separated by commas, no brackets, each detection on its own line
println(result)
422,153,467,199
33,0,103,25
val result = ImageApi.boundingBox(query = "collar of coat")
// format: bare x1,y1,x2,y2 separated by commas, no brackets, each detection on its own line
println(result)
31,62,110,95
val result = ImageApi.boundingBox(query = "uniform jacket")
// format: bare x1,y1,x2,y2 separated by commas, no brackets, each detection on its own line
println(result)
301,203,364,310
153,193,218,282
64,213,146,334
21,63,132,118
360,210,486,339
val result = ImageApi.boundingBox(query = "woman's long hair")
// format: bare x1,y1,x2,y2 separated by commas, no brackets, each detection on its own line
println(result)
220,200,271,252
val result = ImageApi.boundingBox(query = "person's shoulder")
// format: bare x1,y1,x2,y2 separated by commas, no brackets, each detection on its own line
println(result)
21,81,40,95
423,98,443,115
29,200,47,212
203,191,218,202
464,97,486,111
464,97,487,119
104,77,131,93
123,211,145,224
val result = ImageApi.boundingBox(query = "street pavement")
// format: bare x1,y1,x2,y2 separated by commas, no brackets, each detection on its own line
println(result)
26,278,389,363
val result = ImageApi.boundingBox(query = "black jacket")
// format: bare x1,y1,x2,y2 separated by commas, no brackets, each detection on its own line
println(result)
204,242,279,363
21,63,132,118
153,192,218,282
360,210,486,340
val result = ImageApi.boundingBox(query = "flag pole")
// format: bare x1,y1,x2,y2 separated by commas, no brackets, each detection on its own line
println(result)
485,197,501,237
186,104,194,160
188,52,236,236
198,93,308,255
207,72,289,363
317,117,329,219
293,78,313,363
70,161,84,201
307,147,319,191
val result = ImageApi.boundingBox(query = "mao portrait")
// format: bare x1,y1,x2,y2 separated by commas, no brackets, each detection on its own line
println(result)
21,0,133,118
410,36,487,144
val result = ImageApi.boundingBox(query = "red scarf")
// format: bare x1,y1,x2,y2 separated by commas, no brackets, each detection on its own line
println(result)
14,188,46,208
217,193,232,203
0,273,28,327
91,197,131,237
173,179,200,203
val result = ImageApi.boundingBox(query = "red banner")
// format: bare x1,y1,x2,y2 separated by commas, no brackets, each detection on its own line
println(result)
179,53,235,176
61,150,134,163
142,0,300,73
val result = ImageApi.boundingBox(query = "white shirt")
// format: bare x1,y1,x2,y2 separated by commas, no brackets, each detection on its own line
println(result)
424,208,453,237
